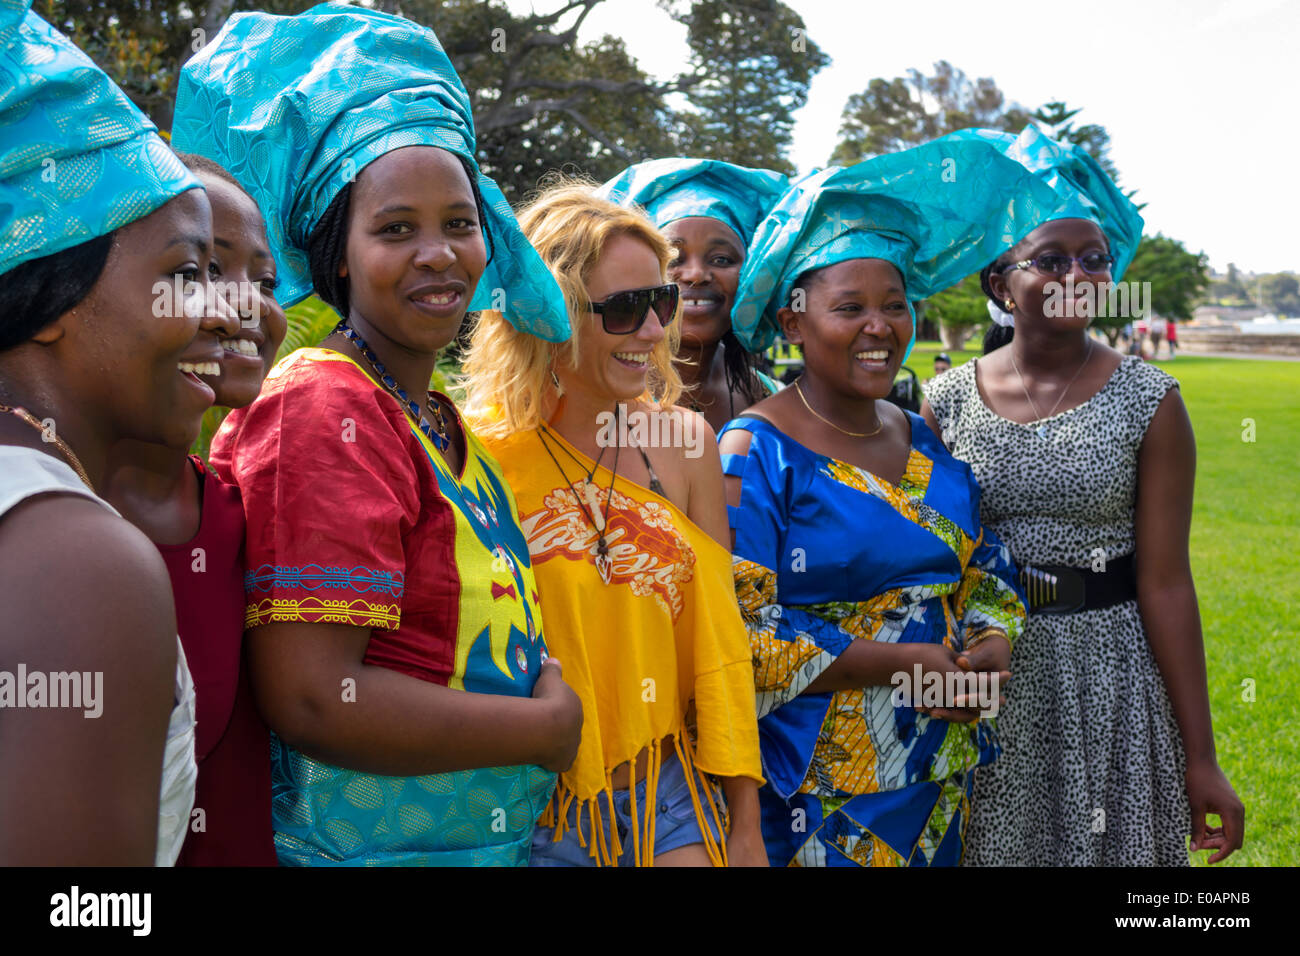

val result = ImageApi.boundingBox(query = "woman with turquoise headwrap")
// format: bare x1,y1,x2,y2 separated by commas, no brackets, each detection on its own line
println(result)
713,132,1088,865
599,160,788,431
0,0,230,863
922,127,1244,865
172,4,582,865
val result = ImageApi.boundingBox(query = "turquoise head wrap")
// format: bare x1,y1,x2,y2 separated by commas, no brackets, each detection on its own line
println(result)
172,3,569,342
730,131,1073,359
943,125,1144,281
0,0,201,277
597,159,789,248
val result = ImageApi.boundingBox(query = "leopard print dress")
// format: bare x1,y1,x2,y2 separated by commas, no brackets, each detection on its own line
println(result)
924,355,1190,866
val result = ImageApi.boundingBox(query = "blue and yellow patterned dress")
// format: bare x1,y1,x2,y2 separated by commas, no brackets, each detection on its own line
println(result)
720,412,1026,866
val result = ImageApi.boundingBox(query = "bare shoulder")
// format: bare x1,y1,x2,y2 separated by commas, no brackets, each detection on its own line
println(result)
0,493,176,664
660,404,721,474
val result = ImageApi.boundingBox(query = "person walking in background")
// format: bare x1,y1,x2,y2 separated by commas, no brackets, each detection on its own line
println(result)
1150,315,1167,357
923,126,1244,866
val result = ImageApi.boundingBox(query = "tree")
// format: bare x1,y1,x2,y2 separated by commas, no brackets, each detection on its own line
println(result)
1257,273,1300,316
830,61,1032,164
40,0,696,199
922,273,988,349
661,0,828,174
1124,234,1210,323
1031,101,1119,181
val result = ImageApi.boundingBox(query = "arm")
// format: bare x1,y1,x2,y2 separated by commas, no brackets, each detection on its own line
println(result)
0,498,176,864
920,398,945,446
249,624,579,775
720,775,767,867
1135,388,1244,863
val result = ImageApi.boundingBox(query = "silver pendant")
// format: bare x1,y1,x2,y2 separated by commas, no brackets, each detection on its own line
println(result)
1036,424,1048,440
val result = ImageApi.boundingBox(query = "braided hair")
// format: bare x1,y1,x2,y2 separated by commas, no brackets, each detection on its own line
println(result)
0,234,114,352
306,153,495,316
980,256,1015,354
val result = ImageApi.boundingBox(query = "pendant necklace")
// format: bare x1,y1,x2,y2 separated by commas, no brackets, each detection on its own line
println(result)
1,405,94,490
538,420,621,584
1011,340,1093,440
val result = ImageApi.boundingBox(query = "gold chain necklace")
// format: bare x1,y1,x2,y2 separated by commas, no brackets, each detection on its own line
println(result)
1,405,94,490
794,378,883,438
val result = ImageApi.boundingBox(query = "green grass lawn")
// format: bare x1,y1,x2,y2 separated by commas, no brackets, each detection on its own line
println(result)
908,340,1299,866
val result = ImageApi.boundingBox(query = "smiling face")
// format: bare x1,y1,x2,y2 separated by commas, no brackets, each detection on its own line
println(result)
196,174,287,409
778,257,912,401
59,188,239,449
989,217,1111,334
340,146,487,352
556,232,669,405
663,216,744,348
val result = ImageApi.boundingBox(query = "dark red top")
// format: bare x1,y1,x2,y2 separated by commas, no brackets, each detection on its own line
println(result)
159,458,276,866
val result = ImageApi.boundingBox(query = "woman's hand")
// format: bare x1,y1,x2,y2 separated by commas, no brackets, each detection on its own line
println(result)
1186,758,1245,863
531,658,583,773
911,639,1010,724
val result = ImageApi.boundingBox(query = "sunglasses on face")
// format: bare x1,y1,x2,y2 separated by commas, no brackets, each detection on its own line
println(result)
588,284,679,335
1008,253,1116,277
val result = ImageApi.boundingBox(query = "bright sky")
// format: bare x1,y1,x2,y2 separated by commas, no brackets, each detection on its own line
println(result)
503,0,1298,274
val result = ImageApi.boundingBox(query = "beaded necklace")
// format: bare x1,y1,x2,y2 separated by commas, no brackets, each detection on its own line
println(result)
333,319,449,452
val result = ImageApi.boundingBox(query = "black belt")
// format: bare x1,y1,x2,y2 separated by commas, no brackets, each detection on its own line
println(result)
1018,553,1137,615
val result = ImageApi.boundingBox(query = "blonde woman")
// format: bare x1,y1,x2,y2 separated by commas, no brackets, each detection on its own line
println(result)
463,182,765,866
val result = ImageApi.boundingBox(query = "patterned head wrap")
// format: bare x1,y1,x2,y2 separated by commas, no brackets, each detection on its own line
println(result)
944,124,1145,281
0,0,201,278
731,131,1072,359
172,3,569,341
597,158,789,248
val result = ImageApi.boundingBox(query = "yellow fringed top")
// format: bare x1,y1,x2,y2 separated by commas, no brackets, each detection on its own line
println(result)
481,426,764,866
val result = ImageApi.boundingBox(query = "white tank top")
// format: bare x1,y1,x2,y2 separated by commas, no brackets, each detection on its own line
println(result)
0,445,197,865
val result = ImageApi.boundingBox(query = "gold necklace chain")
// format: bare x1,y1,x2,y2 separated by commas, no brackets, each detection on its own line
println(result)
1,405,94,490
793,378,883,438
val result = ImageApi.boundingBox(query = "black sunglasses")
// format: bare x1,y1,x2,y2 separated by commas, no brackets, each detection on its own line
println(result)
588,284,679,335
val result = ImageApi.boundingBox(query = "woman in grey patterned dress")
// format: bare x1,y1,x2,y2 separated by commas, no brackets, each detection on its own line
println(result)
922,213,1244,865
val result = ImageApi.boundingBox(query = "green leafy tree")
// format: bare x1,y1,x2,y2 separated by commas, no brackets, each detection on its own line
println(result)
1031,101,1119,181
830,61,1032,164
1124,234,1210,323
662,0,828,174
1257,273,1300,316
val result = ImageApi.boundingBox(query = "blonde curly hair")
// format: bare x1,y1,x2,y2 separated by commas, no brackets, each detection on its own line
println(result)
461,178,682,439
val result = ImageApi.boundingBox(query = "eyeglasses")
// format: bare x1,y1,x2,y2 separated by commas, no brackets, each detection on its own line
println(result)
1008,253,1115,277
588,284,679,335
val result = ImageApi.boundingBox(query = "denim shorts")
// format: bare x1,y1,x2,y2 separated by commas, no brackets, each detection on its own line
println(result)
529,749,724,867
